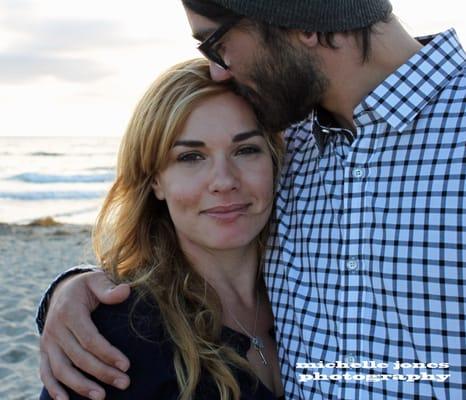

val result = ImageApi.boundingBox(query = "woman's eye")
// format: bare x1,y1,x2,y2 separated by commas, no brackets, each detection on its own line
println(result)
177,152,204,162
236,146,261,156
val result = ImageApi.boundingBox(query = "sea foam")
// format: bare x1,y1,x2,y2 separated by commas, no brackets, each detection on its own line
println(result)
10,172,114,184
0,191,105,200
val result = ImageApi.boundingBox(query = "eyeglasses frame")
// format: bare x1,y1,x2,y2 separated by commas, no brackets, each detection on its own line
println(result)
197,18,241,70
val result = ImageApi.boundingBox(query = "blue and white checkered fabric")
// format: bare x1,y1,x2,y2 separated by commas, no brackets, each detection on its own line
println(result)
265,29,466,400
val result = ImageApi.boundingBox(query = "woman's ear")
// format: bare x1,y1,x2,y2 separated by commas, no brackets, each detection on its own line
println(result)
152,178,165,200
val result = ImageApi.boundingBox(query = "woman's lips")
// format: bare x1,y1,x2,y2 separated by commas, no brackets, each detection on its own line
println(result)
201,203,251,221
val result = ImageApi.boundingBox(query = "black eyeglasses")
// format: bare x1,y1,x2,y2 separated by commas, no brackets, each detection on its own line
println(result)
197,18,240,70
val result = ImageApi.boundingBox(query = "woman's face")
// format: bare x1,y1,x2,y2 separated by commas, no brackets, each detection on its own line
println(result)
153,91,274,253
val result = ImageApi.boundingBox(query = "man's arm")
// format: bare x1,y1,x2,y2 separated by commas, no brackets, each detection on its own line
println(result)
36,266,97,334
38,269,131,400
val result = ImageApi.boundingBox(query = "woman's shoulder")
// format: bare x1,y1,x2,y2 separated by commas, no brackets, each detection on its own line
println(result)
88,290,179,398
40,290,180,400
91,289,168,345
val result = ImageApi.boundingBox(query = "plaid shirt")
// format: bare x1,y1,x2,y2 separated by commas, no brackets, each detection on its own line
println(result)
265,29,466,400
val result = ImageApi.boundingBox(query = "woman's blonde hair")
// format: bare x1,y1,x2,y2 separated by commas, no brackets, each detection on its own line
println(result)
93,58,283,400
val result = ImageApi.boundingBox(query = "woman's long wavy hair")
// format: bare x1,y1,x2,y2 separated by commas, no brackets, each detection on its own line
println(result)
93,58,283,400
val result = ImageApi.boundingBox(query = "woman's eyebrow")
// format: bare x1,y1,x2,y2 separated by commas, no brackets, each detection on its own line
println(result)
232,130,263,142
173,130,262,148
173,140,205,148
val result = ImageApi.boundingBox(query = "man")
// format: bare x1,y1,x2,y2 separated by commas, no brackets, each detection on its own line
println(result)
38,1,466,399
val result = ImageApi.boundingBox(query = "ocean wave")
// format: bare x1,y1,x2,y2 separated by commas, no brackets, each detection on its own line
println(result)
10,172,115,183
29,152,64,156
27,152,116,157
86,166,115,172
0,191,106,200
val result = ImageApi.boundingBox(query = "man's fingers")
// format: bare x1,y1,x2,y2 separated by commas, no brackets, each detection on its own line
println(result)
40,269,131,396
47,343,107,400
57,324,130,389
40,351,69,400
85,271,131,306
66,304,130,372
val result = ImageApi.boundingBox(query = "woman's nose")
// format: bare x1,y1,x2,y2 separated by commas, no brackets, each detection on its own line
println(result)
209,62,233,82
208,159,239,193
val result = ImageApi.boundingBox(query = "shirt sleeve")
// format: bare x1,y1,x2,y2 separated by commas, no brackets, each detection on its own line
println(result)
35,264,98,334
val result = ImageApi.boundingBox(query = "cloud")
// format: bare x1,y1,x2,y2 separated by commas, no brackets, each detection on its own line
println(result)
0,4,150,84
0,1,186,85
0,53,112,83
4,18,141,53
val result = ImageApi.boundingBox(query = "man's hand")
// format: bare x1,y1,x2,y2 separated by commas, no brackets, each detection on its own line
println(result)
39,271,131,400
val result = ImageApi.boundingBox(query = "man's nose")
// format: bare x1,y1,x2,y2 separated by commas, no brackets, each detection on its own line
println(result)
209,62,233,82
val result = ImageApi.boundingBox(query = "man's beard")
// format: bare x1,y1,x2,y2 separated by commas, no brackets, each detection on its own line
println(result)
234,42,328,132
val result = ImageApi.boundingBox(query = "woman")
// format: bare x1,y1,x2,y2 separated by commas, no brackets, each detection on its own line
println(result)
40,58,284,400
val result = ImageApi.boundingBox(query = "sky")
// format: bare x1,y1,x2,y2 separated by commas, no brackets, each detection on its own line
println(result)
0,0,464,137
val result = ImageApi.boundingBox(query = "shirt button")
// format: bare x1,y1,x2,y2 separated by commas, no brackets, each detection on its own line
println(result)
346,258,359,271
352,167,365,179
345,354,356,363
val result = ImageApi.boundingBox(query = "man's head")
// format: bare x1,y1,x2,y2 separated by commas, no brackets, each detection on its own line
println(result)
182,0,393,131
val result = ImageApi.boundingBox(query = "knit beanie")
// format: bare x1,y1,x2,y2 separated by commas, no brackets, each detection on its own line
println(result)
209,0,393,32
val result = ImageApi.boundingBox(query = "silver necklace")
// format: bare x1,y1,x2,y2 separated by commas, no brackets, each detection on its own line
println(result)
228,293,268,366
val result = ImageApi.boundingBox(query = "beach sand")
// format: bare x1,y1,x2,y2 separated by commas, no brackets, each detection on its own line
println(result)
0,221,95,400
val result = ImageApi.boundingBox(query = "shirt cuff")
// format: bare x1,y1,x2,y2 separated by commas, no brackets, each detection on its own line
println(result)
35,265,98,334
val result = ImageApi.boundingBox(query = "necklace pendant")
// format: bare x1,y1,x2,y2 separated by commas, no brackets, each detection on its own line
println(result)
252,336,268,366
251,336,264,349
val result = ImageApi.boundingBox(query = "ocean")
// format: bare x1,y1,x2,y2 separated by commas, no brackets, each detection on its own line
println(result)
0,136,121,225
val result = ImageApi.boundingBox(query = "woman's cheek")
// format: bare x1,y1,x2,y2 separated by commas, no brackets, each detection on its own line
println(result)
168,181,204,207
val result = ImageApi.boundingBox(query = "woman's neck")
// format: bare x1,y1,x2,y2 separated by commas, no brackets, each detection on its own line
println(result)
181,240,260,307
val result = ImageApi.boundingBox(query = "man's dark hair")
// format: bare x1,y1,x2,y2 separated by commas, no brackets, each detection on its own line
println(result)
182,0,390,61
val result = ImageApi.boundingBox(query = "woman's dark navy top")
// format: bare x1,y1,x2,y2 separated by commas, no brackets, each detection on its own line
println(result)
40,292,284,399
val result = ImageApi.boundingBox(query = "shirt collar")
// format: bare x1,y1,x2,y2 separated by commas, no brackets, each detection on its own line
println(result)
310,107,356,155
354,29,466,132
